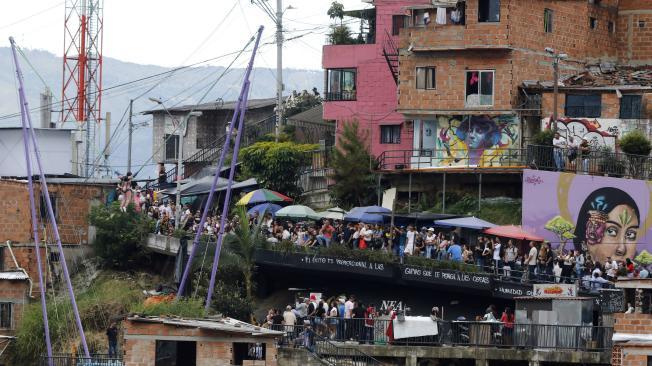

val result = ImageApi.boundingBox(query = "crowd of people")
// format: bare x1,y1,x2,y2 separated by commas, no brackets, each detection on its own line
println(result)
113,172,649,289
261,294,518,347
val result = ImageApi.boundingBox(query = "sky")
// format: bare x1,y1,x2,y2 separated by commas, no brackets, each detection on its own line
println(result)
0,0,368,70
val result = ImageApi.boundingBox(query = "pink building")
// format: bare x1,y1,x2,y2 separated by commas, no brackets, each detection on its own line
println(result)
322,0,427,159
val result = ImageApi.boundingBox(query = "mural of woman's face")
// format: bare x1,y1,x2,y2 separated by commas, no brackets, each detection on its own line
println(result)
466,122,491,149
587,204,639,263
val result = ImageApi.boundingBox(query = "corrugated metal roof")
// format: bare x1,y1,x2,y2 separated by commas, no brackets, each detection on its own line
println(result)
128,316,282,336
286,105,325,125
143,98,277,115
0,271,29,281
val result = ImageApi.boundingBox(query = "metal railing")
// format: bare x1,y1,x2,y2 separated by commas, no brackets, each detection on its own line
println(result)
526,144,652,180
279,326,382,365
376,144,652,179
377,147,526,171
146,114,276,190
324,91,357,102
278,319,613,352
41,354,123,366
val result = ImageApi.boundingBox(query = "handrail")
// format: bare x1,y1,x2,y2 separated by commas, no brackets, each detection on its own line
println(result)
146,114,276,190
376,144,652,180
280,326,382,365
278,320,613,353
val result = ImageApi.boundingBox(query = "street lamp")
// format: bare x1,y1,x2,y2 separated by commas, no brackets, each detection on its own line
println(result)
545,48,568,132
149,97,202,228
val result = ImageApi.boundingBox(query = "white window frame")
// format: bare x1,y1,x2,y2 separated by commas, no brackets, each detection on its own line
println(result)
464,70,495,107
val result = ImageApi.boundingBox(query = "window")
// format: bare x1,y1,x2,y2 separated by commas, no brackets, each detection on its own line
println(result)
165,134,179,161
590,17,598,29
380,125,401,144
412,9,431,26
326,69,356,101
156,340,196,366
565,94,602,117
39,193,58,222
0,303,12,329
478,0,500,22
416,67,436,90
640,20,646,28
609,21,615,33
544,9,553,33
465,70,494,107
620,95,642,119
392,15,406,35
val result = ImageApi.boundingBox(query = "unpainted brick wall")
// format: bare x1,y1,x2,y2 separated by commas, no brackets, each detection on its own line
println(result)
0,180,107,245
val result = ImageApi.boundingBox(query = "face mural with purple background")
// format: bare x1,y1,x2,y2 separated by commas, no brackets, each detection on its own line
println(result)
522,169,652,264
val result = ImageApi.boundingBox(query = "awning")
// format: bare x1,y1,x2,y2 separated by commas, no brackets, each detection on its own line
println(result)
378,120,404,125
161,177,258,196
434,216,496,230
483,225,544,241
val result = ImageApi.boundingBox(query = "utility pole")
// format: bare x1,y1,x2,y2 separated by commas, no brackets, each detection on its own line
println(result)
127,99,133,172
552,59,559,132
104,112,111,177
175,111,202,229
545,48,567,133
276,0,283,142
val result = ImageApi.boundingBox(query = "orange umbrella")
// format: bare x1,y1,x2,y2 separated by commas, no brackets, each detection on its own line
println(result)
483,225,544,242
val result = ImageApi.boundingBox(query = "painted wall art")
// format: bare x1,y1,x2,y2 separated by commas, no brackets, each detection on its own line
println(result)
522,169,652,264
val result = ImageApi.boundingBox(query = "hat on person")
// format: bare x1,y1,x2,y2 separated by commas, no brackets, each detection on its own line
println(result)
428,227,435,232
286,305,292,310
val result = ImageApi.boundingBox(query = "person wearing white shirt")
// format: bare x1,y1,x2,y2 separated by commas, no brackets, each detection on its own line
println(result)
552,132,567,171
405,226,416,255
493,240,502,274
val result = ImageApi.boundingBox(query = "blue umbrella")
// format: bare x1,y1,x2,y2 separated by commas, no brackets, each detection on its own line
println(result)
344,206,391,224
247,203,282,217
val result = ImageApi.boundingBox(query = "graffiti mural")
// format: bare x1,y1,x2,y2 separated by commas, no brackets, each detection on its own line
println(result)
543,118,618,150
522,169,652,264
434,115,519,167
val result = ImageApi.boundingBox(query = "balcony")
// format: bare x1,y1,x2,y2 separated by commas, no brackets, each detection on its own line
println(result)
324,91,356,102
377,144,652,179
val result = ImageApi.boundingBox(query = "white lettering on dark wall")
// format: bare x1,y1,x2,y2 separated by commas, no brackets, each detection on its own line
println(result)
301,256,384,271
403,266,490,285
381,300,405,311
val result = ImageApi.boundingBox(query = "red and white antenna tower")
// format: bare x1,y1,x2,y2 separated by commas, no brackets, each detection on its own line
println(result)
62,0,104,177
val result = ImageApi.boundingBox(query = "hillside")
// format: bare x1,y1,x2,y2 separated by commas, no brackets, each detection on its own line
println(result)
0,47,323,176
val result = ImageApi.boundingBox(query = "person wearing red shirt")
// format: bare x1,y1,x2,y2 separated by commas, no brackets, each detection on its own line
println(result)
317,220,335,247
500,307,515,345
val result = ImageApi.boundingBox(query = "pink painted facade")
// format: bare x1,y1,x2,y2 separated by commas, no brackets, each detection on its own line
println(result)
322,0,426,159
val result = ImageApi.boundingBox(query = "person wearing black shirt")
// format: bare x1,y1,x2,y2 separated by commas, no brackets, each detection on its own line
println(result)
271,309,284,331
352,302,366,342
106,322,118,358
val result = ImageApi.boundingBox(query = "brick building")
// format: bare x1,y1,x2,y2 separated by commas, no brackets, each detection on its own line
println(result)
320,0,652,173
123,316,281,366
322,0,430,159
0,178,115,292
611,278,652,366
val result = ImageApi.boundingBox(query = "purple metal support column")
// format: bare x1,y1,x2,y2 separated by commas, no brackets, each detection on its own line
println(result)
9,37,90,358
9,37,53,365
177,26,264,298
205,82,251,311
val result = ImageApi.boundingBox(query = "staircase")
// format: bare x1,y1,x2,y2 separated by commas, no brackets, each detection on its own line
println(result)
309,334,383,366
382,30,399,85
148,114,276,189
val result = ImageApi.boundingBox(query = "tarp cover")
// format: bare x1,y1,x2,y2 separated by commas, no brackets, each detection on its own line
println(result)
392,316,438,340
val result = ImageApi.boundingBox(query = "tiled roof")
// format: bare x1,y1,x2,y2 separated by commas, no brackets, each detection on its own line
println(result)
523,64,652,90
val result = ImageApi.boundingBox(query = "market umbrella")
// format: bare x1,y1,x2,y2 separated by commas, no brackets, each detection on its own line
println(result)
327,207,347,214
344,205,391,224
483,225,544,241
434,216,497,230
275,205,321,220
317,210,346,220
247,203,282,217
236,188,293,206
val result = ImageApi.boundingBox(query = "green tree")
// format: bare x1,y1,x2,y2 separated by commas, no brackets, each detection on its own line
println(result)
240,141,317,197
329,121,377,208
222,207,267,303
619,130,652,156
89,202,151,268
532,129,555,146
544,215,575,253
327,1,345,24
